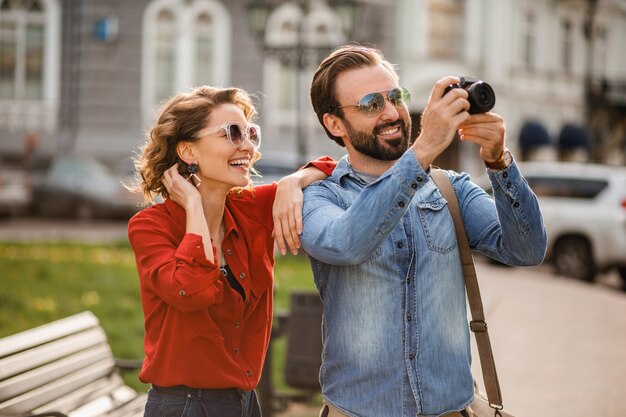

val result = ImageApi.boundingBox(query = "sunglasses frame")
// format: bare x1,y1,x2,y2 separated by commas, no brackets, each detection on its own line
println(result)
335,87,411,117
196,122,261,149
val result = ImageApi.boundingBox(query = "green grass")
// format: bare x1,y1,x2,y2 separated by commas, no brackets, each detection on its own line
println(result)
0,242,318,396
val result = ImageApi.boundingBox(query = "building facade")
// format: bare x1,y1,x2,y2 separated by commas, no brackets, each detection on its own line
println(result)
0,0,624,173
0,0,393,169
395,0,626,173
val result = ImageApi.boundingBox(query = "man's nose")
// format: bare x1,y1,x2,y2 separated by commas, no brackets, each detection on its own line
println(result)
379,99,401,121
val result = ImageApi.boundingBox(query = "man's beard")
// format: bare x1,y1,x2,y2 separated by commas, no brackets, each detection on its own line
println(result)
343,118,411,161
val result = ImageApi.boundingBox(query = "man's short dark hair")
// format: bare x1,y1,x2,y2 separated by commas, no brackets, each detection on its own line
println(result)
310,44,399,147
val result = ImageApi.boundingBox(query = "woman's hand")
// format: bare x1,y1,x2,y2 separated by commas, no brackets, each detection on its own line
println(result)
162,164,202,210
162,164,214,262
273,175,304,255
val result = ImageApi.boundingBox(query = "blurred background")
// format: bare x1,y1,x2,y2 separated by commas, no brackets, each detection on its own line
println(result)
0,1,625,417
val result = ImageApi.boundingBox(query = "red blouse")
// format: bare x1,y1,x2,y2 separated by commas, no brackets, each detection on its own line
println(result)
128,158,335,390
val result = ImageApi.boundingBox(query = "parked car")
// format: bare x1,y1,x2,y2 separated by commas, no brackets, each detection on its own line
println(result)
31,155,143,220
517,162,626,283
0,167,32,217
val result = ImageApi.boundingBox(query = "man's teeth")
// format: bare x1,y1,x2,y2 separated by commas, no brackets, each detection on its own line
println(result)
379,126,400,136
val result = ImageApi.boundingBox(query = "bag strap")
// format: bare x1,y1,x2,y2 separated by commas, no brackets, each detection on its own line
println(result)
430,169,504,410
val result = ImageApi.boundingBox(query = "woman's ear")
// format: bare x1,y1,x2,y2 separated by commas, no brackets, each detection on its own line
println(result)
176,142,195,165
323,113,346,139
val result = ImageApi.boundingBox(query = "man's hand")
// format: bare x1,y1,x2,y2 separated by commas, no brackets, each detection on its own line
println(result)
458,112,506,164
412,76,471,169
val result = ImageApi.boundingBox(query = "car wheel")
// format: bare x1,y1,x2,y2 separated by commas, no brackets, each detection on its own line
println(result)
618,267,626,282
553,237,596,282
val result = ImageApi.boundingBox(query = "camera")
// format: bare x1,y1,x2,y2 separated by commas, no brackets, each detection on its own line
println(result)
444,76,496,114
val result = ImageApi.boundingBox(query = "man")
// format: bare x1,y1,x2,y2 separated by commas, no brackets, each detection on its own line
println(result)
300,44,547,417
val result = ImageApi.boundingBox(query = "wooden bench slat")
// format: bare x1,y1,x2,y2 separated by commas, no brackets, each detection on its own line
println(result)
0,359,116,413
0,327,109,381
104,393,147,417
0,312,143,417
0,345,114,403
32,374,126,416
0,312,100,359
66,385,138,417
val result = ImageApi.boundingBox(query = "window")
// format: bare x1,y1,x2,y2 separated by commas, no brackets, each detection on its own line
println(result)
154,9,175,103
427,0,464,60
592,25,607,77
0,0,60,131
561,19,573,74
522,12,536,70
526,177,608,199
0,0,44,100
194,13,214,87
142,0,230,121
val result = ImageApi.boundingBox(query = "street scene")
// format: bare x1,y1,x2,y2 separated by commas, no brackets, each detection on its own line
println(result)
1,0,626,417
1,217,625,417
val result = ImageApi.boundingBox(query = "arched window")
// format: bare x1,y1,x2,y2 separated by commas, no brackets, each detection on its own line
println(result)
142,0,230,122
0,0,60,131
154,9,176,103
522,11,536,70
194,12,214,86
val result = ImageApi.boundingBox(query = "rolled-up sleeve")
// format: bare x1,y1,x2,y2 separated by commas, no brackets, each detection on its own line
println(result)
453,162,547,265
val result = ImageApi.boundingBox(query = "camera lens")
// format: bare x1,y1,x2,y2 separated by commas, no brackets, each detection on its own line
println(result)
467,81,495,114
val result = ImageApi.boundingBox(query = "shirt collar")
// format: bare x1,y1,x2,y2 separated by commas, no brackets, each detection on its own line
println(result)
331,155,356,185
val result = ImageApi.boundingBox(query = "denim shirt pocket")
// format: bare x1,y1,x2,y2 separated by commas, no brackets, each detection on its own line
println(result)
415,197,458,254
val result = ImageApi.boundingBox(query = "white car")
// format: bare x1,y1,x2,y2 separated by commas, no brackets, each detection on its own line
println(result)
0,167,32,217
518,161,626,283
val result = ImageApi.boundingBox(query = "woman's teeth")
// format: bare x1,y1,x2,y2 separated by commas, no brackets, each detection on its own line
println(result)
229,159,249,167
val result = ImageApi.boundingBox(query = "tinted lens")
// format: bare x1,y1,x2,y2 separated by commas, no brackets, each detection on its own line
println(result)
248,125,261,148
388,87,410,108
358,93,385,115
226,124,245,146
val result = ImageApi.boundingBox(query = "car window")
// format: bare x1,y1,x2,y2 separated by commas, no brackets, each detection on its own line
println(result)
525,176,608,199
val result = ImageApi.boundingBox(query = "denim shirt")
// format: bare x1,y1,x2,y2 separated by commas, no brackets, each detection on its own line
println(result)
301,150,546,417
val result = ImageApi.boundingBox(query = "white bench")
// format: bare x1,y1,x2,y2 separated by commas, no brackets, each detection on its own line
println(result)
0,311,146,417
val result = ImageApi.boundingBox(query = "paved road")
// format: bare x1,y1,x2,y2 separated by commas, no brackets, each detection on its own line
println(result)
0,217,131,243
471,261,626,417
2,217,625,417
275,262,626,417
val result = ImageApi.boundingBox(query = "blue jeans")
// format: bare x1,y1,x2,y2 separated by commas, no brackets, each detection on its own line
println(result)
144,385,261,417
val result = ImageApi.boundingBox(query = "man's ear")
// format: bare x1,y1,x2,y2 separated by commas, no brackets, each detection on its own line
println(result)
176,141,196,165
323,113,346,139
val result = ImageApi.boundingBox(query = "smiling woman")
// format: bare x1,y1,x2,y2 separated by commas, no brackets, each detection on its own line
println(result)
126,85,335,417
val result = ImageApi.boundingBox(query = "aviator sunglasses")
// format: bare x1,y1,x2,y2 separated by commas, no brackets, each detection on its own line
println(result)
335,87,411,117
197,122,262,149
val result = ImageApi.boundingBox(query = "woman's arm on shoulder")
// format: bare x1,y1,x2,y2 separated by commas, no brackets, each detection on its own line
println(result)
273,156,337,255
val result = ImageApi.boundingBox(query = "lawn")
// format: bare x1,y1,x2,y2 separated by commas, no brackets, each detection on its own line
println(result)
0,241,318,395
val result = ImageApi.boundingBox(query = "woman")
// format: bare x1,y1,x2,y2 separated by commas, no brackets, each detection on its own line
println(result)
128,85,334,417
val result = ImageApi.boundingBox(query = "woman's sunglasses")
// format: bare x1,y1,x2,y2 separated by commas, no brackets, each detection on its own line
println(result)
335,87,411,117
197,122,261,149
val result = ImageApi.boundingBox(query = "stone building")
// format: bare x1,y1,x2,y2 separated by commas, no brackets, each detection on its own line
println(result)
1,0,624,174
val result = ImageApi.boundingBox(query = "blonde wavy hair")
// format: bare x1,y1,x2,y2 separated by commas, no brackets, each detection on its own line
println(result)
133,86,260,204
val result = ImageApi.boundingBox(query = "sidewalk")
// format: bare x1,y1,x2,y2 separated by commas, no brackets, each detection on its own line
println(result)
471,262,626,417
2,219,624,416
276,261,626,417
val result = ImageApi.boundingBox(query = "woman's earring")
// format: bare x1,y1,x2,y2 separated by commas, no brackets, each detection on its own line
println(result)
186,163,202,187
